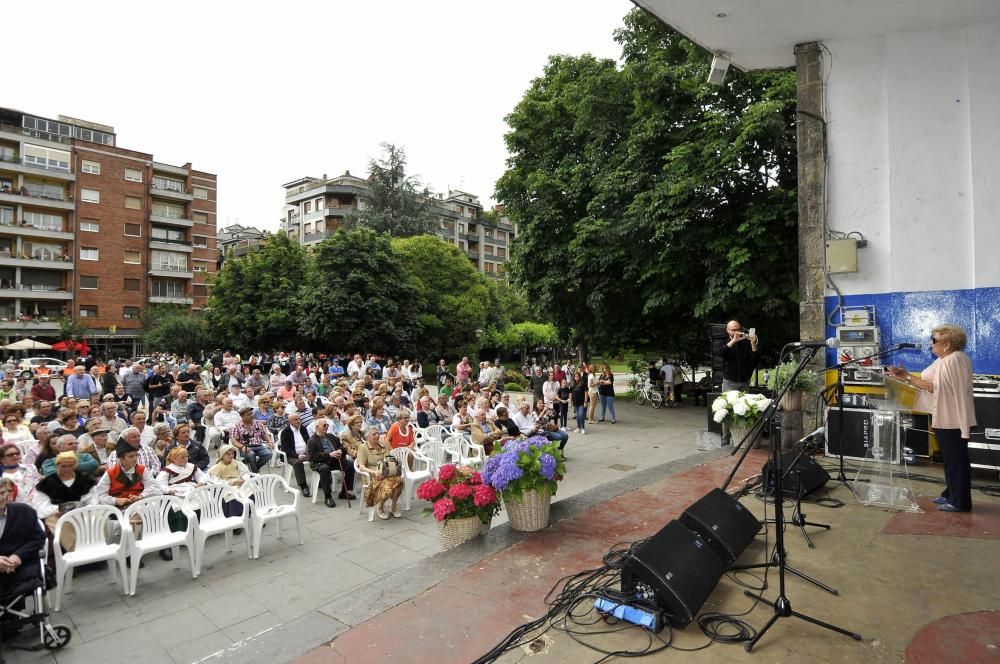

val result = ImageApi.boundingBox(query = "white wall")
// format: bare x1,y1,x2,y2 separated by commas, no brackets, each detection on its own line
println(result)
824,21,1000,296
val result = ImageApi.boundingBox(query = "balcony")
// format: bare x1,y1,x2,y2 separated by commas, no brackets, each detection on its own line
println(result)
324,206,355,217
460,232,479,242
0,317,61,331
149,212,194,228
149,239,193,253
0,220,73,241
0,189,74,211
303,231,332,243
466,250,480,260
303,209,326,223
0,154,76,182
484,235,507,248
150,182,193,202
0,123,72,147
149,295,193,305
148,265,193,279
0,254,73,270
0,284,72,300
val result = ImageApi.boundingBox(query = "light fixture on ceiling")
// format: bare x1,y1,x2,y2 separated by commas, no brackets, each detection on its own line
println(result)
707,52,730,86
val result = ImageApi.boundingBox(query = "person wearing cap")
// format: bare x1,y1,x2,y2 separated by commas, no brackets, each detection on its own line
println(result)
30,374,56,402
92,439,162,509
228,406,273,473
34,451,97,551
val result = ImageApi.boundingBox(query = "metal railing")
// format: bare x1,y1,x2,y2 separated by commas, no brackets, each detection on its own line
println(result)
150,263,190,272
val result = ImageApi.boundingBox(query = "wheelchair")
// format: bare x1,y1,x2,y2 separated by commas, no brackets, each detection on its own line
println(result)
0,544,71,659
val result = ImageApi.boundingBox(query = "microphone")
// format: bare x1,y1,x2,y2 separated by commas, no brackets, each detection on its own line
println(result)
798,426,825,443
791,338,840,349
897,343,922,350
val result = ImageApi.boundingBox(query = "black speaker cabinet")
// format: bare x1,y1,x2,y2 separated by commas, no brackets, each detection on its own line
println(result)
679,489,761,564
705,391,722,434
710,323,728,389
898,412,931,457
762,453,831,499
969,393,1000,470
824,406,900,463
620,520,725,628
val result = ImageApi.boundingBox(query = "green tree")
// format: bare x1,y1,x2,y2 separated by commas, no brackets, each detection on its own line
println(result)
143,314,211,357
205,231,309,349
298,228,417,354
343,143,438,237
391,235,489,359
57,317,90,345
496,9,799,365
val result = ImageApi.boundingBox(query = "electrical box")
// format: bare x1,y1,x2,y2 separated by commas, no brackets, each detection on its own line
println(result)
826,239,858,273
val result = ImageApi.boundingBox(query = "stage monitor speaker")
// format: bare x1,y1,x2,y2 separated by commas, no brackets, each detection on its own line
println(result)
620,520,725,628
825,406,901,463
679,488,761,564
761,453,830,499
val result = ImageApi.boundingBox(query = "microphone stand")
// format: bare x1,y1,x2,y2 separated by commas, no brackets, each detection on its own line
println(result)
782,435,830,549
736,345,862,652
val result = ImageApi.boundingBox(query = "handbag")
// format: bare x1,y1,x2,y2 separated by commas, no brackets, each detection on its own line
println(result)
378,453,402,478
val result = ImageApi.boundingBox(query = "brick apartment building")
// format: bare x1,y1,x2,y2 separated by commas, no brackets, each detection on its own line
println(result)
0,107,217,357
280,171,516,278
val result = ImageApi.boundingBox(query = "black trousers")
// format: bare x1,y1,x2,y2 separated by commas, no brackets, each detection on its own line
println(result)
289,458,308,488
934,428,972,510
311,459,356,497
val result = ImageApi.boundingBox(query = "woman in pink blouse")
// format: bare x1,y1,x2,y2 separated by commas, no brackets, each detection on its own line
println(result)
889,324,976,512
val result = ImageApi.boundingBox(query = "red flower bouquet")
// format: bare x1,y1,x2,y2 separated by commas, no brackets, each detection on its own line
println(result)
417,463,501,524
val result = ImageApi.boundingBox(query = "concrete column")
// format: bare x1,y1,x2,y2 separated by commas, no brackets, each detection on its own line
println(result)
793,41,827,440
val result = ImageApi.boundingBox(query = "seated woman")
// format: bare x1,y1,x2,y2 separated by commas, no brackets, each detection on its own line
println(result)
339,415,364,459
533,399,569,451
34,451,97,552
416,396,442,428
0,444,40,504
365,400,392,436
24,427,55,470
1,409,33,444
206,445,251,518
356,428,403,520
41,435,99,477
385,410,415,450
450,400,474,437
493,406,521,439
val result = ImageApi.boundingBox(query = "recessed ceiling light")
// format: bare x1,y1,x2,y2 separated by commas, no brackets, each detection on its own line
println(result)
716,12,727,18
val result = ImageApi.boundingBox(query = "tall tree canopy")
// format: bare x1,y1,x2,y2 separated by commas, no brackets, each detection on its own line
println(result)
206,231,308,349
496,9,798,365
343,143,439,237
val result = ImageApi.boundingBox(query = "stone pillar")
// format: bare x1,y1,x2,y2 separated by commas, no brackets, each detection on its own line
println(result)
793,42,827,441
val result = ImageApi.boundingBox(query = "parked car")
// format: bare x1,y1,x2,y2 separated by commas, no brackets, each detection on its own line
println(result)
17,357,68,378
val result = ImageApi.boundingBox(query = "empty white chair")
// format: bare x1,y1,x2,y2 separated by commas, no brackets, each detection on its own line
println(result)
423,424,451,443
443,435,485,470
240,475,303,559
416,439,458,477
390,447,432,511
123,496,198,595
52,505,128,611
306,463,344,505
184,484,252,575
353,466,377,522
201,416,222,449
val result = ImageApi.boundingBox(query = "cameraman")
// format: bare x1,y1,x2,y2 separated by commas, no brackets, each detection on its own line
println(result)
720,320,759,445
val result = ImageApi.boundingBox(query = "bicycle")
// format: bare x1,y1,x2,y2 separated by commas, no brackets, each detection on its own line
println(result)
632,377,664,409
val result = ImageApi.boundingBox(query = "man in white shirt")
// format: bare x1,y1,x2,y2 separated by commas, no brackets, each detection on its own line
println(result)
511,401,540,436
228,384,252,411
346,354,364,380
278,413,311,496
213,398,241,438
130,411,156,447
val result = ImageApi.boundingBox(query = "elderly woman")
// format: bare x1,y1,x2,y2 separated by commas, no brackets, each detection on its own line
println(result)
151,422,173,459
888,324,977,512
366,400,392,436
34,451,97,552
385,410,414,450
356,428,403,520
1,409,32,445
42,435,100,477
0,444,40,504
207,444,251,518
23,428,54,470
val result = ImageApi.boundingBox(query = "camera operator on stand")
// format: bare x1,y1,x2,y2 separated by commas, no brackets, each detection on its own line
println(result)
720,320,759,446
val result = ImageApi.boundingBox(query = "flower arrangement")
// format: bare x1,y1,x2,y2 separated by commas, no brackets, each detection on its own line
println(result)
712,390,772,428
415,463,500,525
482,435,566,501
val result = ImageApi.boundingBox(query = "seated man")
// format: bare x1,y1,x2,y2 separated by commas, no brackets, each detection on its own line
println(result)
278,412,312,497
93,441,161,509
34,452,97,552
228,407,274,473
0,477,46,600
470,410,505,455
306,418,356,508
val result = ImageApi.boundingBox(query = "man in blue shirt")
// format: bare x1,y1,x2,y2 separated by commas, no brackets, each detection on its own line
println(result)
64,365,98,400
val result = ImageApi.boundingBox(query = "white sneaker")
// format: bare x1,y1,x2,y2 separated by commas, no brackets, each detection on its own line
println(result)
580,429,586,435
573,428,580,434
560,427,567,431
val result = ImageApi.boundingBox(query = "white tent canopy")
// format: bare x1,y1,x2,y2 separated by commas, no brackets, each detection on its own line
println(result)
3,338,52,351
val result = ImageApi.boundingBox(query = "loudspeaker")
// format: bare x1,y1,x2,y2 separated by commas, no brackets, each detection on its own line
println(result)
709,323,728,389
679,489,762,564
825,406,900,463
761,453,830,499
705,391,722,434
620,520,725,628
898,412,930,457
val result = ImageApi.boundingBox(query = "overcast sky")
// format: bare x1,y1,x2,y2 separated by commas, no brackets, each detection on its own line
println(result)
4,0,634,231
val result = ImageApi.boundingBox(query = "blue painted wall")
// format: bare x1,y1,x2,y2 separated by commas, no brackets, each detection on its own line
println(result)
824,287,1000,374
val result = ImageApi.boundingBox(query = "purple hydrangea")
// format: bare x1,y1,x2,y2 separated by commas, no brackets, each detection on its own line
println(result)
484,453,524,492
539,453,556,480
524,436,549,449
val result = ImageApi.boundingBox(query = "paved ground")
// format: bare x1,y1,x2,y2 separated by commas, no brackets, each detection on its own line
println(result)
4,394,710,664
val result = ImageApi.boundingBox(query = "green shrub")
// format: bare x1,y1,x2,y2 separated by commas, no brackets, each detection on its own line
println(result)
504,383,526,392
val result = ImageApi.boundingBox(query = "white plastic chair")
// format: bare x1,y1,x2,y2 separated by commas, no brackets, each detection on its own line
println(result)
423,424,451,443
184,484,252,575
416,439,458,477
123,496,198,594
305,463,344,504
353,466,377,522
202,416,222,449
443,434,485,470
390,447,432,511
240,475,303,559
52,505,128,611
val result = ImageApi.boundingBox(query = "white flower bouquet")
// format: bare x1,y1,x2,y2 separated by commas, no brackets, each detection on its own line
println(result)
712,390,771,429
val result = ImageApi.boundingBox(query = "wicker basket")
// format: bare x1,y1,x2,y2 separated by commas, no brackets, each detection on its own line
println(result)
438,516,483,550
504,489,552,532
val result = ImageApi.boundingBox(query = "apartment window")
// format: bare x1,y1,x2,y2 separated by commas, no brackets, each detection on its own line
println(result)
151,280,184,298
192,186,208,200
124,167,142,182
151,250,187,272
81,189,100,203
123,306,140,319
23,144,70,172
81,160,101,175
124,195,142,210
304,201,312,214
79,306,98,318
304,223,313,234
24,182,64,200
484,262,495,273
123,251,141,264
152,176,184,192
123,278,140,291
484,246,494,256
22,211,63,232
496,247,506,259
0,208,11,225
496,231,506,243
24,241,63,261
124,223,142,237
80,219,99,232
193,235,208,248
152,227,185,242
193,284,208,297
152,202,183,218
193,264,206,272
192,212,208,224
80,275,98,289
80,247,99,261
